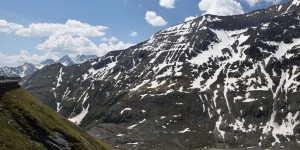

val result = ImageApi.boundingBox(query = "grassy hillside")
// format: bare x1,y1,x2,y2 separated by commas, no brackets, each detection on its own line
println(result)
0,87,113,150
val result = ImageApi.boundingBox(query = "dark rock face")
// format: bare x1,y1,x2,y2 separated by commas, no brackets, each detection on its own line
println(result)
24,1,300,149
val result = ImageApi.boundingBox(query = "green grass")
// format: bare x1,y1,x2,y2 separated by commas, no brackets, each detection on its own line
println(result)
0,87,114,150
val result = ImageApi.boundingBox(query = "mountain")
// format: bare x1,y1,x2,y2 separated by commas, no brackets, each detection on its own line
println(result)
0,62,37,78
53,55,98,67
0,55,97,81
36,55,97,69
57,55,74,67
24,0,300,149
74,55,98,64
35,59,56,69
0,86,113,150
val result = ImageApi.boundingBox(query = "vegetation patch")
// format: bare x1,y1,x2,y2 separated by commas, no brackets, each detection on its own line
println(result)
0,87,113,150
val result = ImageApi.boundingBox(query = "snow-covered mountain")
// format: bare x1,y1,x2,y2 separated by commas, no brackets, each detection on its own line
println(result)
56,55,74,66
0,62,37,78
24,1,300,149
74,55,98,64
0,55,98,79
57,55,98,66
35,59,56,69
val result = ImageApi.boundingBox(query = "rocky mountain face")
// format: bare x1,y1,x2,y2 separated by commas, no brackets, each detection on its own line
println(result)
24,0,300,149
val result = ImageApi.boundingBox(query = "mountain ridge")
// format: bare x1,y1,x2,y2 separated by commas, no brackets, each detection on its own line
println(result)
0,54,98,81
24,0,300,149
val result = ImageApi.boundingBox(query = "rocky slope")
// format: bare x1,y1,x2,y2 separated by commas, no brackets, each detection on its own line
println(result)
0,86,112,150
24,0,300,149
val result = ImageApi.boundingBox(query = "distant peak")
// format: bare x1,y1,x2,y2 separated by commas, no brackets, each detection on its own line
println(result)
45,59,55,61
23,62,34,66
61,55,71,59
76,54,85,57
57,55,74,66
73,54,98,64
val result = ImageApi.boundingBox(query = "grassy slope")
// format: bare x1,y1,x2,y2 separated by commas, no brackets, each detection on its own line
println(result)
0,87,113,150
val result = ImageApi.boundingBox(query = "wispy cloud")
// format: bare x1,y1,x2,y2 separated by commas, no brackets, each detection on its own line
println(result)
101,36,119,42
184,16,198,22
130,31,138,37
245,0,282,7
0,50,59,67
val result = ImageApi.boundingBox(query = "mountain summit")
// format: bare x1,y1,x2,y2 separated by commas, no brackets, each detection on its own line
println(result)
24,1,300,149
57,55,74,67
74,55,98,64
36,59,56,69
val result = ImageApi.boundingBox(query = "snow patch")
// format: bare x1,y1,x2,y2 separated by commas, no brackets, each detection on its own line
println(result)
127,124,138,129
56,102,62,112
56,68,64,88
68,104,90,125
120,108,132,115
179,128,190,133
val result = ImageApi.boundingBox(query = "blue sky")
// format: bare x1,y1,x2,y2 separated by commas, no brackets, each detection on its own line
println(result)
0,0,288,66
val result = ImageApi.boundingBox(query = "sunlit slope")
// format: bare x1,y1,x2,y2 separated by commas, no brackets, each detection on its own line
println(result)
0,87,113,150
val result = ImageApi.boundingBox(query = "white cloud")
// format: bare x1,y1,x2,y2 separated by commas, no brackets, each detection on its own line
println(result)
0,37,133,67
36,35,99,54
130,31,138,37
0,19,134,66
198,0,244,16
185,16,197,22
11,19,131,56
245,0,281,7
245,0,260,6
15,19,108,37
36,35,134,56
0,19,23,33
145,11,167,26
19,20,133,57
159,0,176,9
0,50,59,67
98,41,134,55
